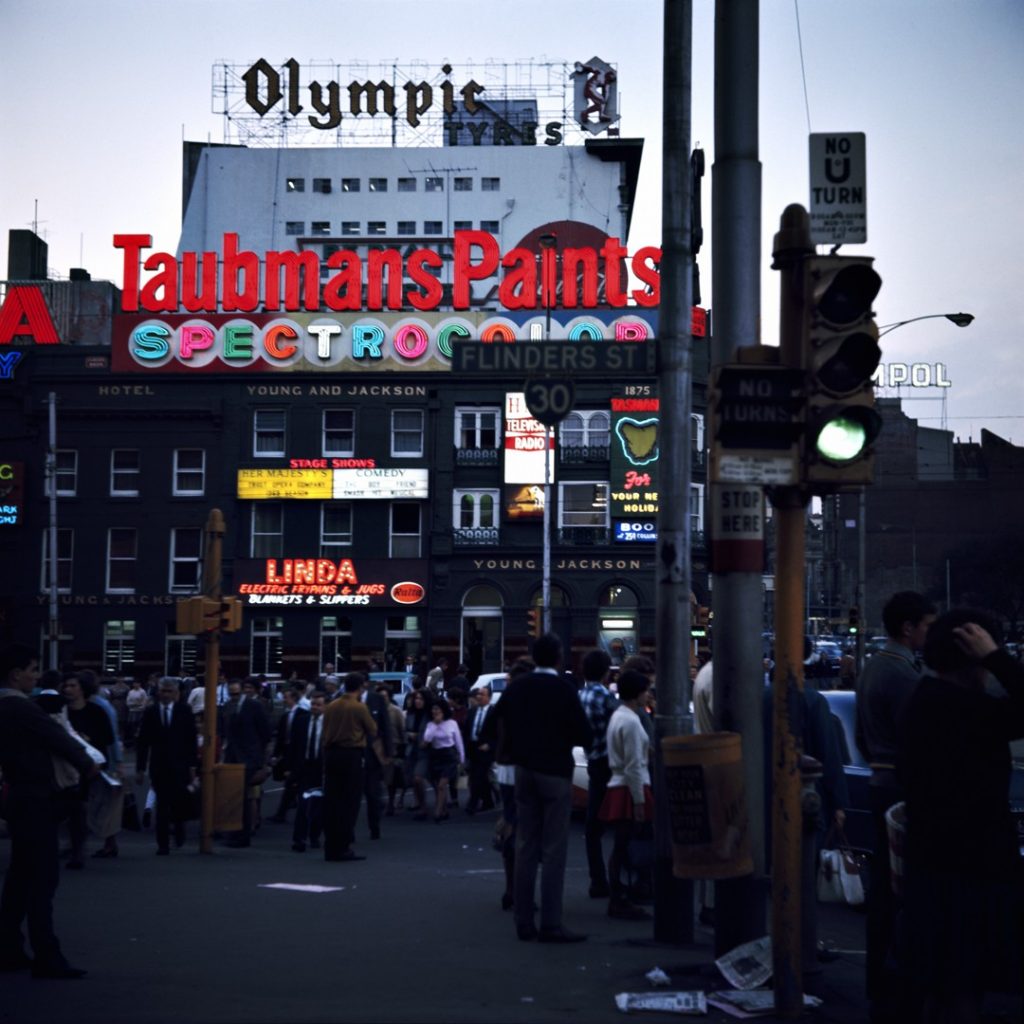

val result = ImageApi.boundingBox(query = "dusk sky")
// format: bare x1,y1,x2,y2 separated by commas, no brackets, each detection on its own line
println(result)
2,0,1021,443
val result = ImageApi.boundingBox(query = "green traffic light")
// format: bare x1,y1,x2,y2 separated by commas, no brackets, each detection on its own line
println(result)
816,416,868,462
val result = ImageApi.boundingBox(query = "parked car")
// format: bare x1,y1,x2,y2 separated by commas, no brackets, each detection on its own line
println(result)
469,672,509,703
368,671,415,707
813,640,844,678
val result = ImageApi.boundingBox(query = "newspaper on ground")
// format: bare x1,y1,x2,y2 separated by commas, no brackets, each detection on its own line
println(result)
707,990,822,1018
714,936,772,990
614,991,707,1015
645,967,672,987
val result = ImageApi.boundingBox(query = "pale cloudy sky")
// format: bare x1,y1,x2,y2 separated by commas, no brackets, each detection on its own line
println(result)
2,0,1021,443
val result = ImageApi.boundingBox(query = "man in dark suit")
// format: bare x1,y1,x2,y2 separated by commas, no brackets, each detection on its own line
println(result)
291,692,326,852
1,643,99,979
361,682,391,840
463,685,496,814
493,632,592,944
268,685,309,823
220,677,272,847
135,678,198,855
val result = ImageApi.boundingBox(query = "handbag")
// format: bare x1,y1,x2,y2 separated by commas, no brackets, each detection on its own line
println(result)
816,826,865,905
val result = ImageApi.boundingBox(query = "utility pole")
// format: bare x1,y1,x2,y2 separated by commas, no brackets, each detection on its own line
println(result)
199,508,225,854
653,0,695,944
710,0,767,953
46,392,60,671
769,204,814,1017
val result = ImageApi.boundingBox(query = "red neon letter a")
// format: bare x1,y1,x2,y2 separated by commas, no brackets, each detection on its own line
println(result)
0,285,60,345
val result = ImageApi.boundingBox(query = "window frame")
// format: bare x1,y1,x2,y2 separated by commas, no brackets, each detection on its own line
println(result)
389,502,422,558
105,526,138,594
40,527,73,592
312,177,332,194
251,503,284,558
423,220,443,235
560,409,610,449
368,177,388,192
454,406,501,449
397,220,416,236
253,409,286,458
169,526,203,593
341,221,361,236
557,480,610,529
397,177,417,192
453,489,500,529
286,178,305,193
46,449,78,497
285,221,304,236
481,177,500,191
173,449,206,497
341,178,361,192
425,176,444,192
110,449,140,497
390,409,425,458
322,408,355,457
367,221,387,236
319,502,354,555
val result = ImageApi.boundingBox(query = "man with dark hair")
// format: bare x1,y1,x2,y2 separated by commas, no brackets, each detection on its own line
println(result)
268,685,308,824
578,648,616,898
463,685,496,814
320,672,384,862
0,644,98,978
220,677,272,848
135,678,198,855
854,590,936,1022
494,632,592,943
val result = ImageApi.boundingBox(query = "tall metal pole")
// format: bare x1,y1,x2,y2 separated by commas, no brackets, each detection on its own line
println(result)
540,234,557,634
46,392,59,671
199,508,225,854
710,0,767,953
653,0,694,944
770,203,814,1018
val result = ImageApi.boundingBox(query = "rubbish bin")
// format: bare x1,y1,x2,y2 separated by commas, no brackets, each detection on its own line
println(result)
663,731,753,879
212,763,246,832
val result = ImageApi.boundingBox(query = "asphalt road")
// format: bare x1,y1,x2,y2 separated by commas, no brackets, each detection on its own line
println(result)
0,783,929,1024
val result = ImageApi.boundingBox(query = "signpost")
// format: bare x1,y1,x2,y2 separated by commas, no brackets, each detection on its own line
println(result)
451,339,655,376
523,378,575,427
809,132,867,246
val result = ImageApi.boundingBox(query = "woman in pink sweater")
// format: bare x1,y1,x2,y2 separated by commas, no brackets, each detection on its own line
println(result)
420,699,465,822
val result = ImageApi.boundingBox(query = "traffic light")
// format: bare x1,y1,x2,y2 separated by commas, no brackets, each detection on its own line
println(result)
801,255,883,490
221,596,244,633
527,607,541,638
175,596,220,634
848,606,860,635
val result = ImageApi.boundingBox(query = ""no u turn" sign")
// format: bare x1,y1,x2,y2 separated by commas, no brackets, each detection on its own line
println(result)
809,132,867,245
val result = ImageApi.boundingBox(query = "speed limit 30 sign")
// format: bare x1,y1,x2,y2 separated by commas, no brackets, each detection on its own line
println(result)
523,378,576,426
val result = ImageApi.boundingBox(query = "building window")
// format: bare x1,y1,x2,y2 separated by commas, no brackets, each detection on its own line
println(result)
398,177,416,192
423,220,443,234
322,409,355,456
482,177,500,191
320,502,353,555
561,410,610,450
391,409,424,457
425,176,444,192
285,221,304,236
390,502,421,557
169,527,202,592
45,449,77,497
41,528,73,592
311,221,331,236
110,450,140,496
253,409,286,457
312,177,332,194
106,527,137,593
397,220,416,235
165,633,198,676
385,614,421,670
453,220,473,232
480,220,500,234
173,449,205,496
453,490,499,547
320,616,353,672
252,503,283,558
102,621,136,675
691,412,705,451
286,178,305,192
454,177,473,191
369,177,388,192
558,481,609,528
367,221,387,236
251,616,284,676
341,221,361,236
341,178,360,192
455,407,500,449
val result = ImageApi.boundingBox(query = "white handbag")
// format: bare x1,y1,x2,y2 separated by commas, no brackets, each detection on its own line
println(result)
816,829,865,906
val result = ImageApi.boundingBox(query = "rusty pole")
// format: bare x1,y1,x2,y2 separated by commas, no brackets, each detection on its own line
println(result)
199,508,225,854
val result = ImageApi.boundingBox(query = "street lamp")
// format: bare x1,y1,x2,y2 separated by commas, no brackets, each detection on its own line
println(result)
878,312,974,338
854,310,974,667
537,233,558,633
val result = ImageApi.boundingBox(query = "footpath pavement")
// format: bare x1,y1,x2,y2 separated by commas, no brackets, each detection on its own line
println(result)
0,783,892,1024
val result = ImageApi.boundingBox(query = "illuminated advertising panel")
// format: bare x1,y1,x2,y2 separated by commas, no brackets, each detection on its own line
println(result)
234,557,427,608
504,393,554,485
0,461,24,526
610,396,659,518
238,468,428,500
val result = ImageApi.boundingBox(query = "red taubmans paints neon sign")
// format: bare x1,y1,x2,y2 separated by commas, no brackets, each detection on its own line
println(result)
114,230,661,314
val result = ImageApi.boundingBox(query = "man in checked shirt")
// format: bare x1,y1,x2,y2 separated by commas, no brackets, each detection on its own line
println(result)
577,648,618,899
